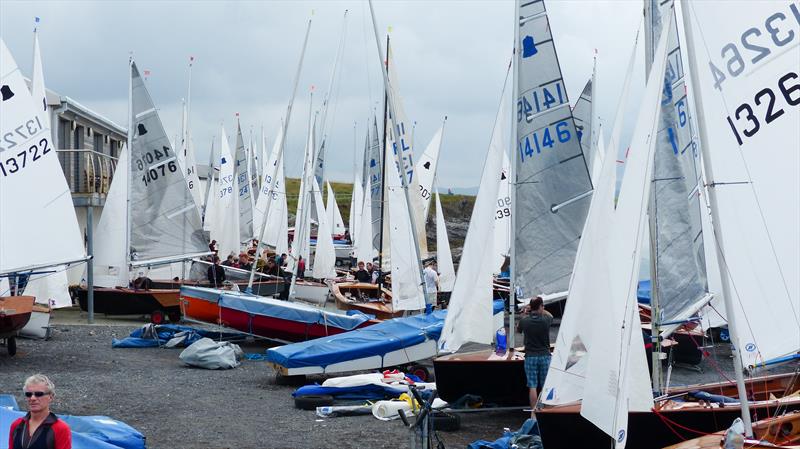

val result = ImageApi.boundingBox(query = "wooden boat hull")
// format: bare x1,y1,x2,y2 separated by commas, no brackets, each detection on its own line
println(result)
332,282,402,320
0,296,35,338
537,373,800,449
151,279,286,297
434,349,528,406
76,287,180,316
663,410,800,448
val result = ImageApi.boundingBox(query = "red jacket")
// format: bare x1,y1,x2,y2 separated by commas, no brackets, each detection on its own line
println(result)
9,412,71,449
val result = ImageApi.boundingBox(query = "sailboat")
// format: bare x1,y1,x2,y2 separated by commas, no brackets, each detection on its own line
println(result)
76,59,210,323
434,192,455,294
535,1,800,447
1,38,87,354
19,26,72,339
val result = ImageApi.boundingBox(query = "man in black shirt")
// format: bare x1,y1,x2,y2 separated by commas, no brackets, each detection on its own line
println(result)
207,256,226,287
517,296,552,418
354,261,371,283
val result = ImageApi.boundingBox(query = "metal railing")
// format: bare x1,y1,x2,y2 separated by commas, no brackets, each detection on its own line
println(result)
57,149,118,194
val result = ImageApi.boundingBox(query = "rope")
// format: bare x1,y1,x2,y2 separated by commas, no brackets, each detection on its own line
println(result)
652,408,716,438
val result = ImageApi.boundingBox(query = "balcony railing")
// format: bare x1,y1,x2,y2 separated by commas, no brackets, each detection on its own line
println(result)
57,149,118,195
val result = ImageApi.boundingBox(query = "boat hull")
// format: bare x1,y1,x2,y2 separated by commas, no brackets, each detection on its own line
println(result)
433,349,528,406
537,373,800,449
180,286,223,325
219,306,368,342
76,287,180,316
332,282,402,320
19,303,52,339
0,296,35,338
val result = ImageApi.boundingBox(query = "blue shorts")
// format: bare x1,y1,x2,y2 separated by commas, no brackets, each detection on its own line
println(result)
524,354,551,389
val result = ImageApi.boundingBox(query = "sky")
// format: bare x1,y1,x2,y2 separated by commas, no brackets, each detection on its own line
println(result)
0,0,645,189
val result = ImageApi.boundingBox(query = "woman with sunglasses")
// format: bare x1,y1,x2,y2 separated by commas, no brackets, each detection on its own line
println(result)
8,374,71,449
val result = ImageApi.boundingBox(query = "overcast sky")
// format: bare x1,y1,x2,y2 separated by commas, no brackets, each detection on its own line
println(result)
1,0,644,189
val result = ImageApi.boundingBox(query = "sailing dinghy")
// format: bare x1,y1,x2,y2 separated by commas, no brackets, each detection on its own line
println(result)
1,38,87,353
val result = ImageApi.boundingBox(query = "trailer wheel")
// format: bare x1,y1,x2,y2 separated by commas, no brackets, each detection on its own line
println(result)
431,411,460,432
294,394,334,410
150,310,165,325
407,364,430,382
7,337,16,356
167,311,182,323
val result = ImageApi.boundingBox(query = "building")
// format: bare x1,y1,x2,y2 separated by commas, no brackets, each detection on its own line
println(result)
41,86,127,284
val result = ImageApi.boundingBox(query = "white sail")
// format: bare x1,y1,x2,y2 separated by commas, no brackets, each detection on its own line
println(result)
30,31,47,116
289,114,316,274
368,118,383,255
571,77,595,180
349,165,363,246
381,43,417,268
492,151,512,273
434,192,455,293
234,121,253,242
355,191,375,264
326,182,345,235
202,142,217,233
439,73,509,352
682,0,800,368
541,16,641,409
254,125,288,253
513,0,594,299
215,126,240,259
577,15,670,443
24,30,73,306
0,39,86,275
414,124,445,228
179,100,203,212
386,162,425,311
311,178,337,279
128,62,208,265
92,144,130,287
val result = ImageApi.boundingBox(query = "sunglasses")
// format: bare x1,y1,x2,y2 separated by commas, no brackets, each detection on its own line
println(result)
24,391,49,398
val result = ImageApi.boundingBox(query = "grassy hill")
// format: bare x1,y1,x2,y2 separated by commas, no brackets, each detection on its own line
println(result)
284,178,476,254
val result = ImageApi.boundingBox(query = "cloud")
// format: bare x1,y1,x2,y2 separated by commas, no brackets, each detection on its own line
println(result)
1,0,643,189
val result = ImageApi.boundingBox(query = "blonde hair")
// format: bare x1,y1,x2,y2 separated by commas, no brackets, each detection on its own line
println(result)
24,374,55,396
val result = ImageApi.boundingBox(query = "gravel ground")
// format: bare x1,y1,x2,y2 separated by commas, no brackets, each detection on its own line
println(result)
0,324,525,449
1,319,797,449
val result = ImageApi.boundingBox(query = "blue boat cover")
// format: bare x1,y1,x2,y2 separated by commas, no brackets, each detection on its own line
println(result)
266,301,504,369
292,383,406,400
637,279,651,305
0,407,145,449
111,324,241,348
219,292,371,331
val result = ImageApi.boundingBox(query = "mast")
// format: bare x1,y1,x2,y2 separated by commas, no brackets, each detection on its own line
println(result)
246,17,312,292
508,0,520,348
368,0,429,304
377,33,389,278
643,0,663,394
126,57,134,278
289,95,314,299
680,0,753,435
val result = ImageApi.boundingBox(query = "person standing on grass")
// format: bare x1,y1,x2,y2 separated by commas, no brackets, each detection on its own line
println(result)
9,374,71,449
517,296,552,419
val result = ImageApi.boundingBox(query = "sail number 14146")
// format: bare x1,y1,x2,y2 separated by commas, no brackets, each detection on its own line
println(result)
518,121,573,163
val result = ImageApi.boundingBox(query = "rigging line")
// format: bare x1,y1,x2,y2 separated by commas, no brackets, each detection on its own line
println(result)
686,2,796,319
